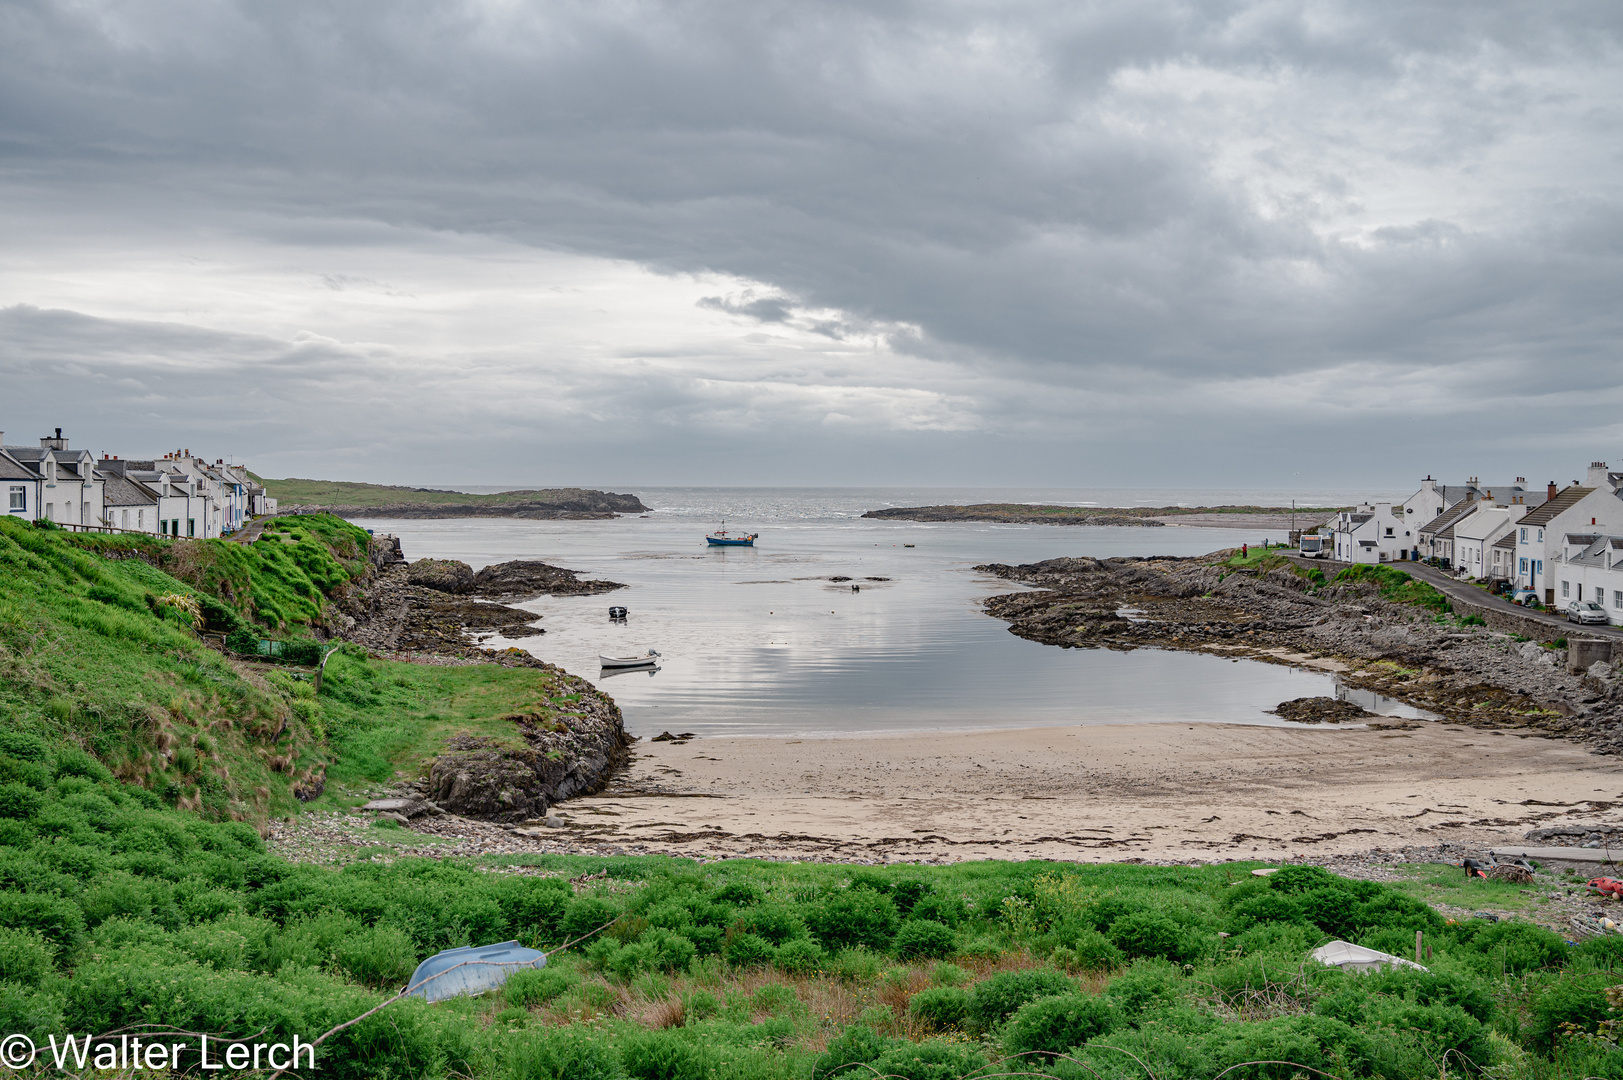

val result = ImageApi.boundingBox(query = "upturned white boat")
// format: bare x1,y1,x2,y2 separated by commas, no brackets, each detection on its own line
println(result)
599,650,660,668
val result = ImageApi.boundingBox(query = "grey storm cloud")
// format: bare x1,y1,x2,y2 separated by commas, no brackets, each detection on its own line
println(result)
1,0,1621,486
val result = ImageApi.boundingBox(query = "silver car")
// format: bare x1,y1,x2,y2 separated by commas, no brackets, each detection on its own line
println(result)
1566,600,1610,625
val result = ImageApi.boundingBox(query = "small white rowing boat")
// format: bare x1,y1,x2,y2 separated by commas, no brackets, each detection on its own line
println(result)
599,650,660,668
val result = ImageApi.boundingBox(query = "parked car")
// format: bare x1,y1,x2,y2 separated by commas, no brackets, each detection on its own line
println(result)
1565,600,1610,625
1511,589,1542,608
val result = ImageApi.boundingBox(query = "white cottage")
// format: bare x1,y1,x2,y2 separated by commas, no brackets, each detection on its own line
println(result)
1331,503,1417,563
1453,506,1516,582
1514,470,1623,604
0,429,104,527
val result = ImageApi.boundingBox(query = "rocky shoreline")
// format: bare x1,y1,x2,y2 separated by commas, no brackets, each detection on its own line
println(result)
339,540,634,820
976,554,1623,752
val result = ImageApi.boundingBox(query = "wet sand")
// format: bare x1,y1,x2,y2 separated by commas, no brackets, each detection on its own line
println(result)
554,722,1623,863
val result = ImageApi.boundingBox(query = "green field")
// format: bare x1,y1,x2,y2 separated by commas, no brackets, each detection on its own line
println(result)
5,517,1623,1079
257,476,637,509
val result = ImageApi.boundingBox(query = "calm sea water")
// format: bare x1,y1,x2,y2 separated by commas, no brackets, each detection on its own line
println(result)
354,486,1421,737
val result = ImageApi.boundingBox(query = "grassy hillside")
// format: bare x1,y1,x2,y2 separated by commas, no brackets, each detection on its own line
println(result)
0,516,577,820
257,476,643,511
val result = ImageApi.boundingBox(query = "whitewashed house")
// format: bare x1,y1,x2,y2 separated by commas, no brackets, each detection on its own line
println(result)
1514,467,1623,604
1453,505,1516,581
0,429,104,527
1331,503,1418,563
1490,532,1517,580
1417,498,1481,565
1556,536,1623,622
100,471,161,534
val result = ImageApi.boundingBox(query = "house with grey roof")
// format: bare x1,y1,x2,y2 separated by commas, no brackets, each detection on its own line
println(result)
1454,505,1516,582
1516,466,1623,603
100,471,161,534
1551,535,1623,622
0,429,104,528
1416,497,1482,565
1331,503,1418,564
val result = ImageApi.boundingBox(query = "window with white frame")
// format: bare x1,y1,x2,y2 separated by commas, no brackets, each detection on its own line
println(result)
7,486,23,511
1520,558,1528,573
1615,590,1623,608
1563,581,1570,598
1521,528,1527,542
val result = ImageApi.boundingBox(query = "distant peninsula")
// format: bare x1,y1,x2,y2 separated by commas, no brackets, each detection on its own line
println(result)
861,503,1348,529
259,476,648,519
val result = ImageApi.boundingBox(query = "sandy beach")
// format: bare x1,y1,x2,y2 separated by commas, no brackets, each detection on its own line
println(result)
549,721,1623,864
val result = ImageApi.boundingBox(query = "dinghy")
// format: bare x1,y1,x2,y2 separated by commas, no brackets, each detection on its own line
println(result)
600,650,660,668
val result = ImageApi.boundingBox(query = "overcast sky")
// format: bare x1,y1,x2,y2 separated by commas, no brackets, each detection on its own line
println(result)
2,1,1620,490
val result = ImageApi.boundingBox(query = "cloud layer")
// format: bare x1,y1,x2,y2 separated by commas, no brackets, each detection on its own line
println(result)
1,1,1620,487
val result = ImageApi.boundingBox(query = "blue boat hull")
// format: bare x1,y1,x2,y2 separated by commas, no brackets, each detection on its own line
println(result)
706,536,755,546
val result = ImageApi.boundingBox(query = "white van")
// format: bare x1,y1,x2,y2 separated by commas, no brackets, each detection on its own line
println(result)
1299,534,1327,559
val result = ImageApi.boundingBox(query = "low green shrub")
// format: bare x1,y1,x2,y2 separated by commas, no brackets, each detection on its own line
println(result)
1466,920,1568,975
1105,960,1185,1020
730,903,807,945
893,919,956,960
907,987,970,1032
1526,974,1614,1051
506,1026,626,1080
620,1029,713,1080
967,968,1076,1032
868,1039,989,1080
1051,928,1124,972
811,1022,891,1078
0,927,53,986
1108,911,1202,963
807,889,898,952
723,933,775,968
1003,993,1119,1057
333,924,417,987
774,938,824,976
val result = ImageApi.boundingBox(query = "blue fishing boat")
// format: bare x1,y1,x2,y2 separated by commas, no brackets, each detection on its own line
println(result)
706,522,758,546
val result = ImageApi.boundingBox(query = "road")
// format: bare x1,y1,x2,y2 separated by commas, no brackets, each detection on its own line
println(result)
1293,554,1623,641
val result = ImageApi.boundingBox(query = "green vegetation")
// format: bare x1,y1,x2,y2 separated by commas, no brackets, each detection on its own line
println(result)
0,516,582,818
257,476,632,510
1332,564,1453,614
1222,542,1301,570
0,771,1619,1080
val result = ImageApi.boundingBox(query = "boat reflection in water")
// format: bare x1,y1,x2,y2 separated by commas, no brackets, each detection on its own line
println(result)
599,664,661,680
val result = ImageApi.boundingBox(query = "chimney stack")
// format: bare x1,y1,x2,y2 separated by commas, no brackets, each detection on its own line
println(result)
1548,481,1559,502
39,428,68,451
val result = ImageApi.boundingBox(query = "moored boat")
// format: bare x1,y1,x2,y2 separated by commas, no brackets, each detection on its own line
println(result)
600,650,660,668
706,521,758,546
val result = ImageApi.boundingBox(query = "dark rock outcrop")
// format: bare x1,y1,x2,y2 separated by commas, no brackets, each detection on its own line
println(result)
408,558,476,594
472,560,626,599
428,696,631,820
1270,697,1374,724
350,564,545,652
